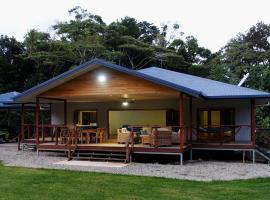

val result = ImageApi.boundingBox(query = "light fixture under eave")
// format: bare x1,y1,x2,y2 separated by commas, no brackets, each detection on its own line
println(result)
122,101,129,107
97,74,107,83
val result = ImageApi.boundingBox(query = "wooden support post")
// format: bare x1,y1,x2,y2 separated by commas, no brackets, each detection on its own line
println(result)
179,92,184,151
64,100,67,125
27,125,30,139
42,125,45,142
68,135,72,161
20,104,25,143
189,96,192,144
35,97,40,145
49,103,52,125
55,125,59,145
251,99,256,147
252,150,256,164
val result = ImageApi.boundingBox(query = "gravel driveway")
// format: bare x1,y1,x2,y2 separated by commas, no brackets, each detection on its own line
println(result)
1,143,270,181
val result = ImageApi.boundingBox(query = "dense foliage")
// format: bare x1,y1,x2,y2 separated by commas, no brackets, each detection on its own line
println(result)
0,6,270,127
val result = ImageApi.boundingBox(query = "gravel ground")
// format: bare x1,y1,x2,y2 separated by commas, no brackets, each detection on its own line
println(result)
1,143,270,181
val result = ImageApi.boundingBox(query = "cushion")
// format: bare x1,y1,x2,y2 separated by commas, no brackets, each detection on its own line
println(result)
142,127,152,135
157,128,170,131
121,128,128,133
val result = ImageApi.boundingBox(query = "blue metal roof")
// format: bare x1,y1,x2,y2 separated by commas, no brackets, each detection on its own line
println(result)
14,59,270,101
0,91,20,108
138,67,270,99
0,91,20,103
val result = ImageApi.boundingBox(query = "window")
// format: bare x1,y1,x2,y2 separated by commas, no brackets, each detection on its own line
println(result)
199,111,208,128
198,109,234,128
75,110,97,126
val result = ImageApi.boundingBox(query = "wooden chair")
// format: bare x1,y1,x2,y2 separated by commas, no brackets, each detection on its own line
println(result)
96,128,105,143
59,127,69,144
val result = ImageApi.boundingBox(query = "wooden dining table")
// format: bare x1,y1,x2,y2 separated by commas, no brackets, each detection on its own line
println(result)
80,128,98,144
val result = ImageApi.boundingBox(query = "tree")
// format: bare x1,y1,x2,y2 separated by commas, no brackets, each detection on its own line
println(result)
206,22,270,128
170,36,211,65
0,35,27,92
53,6,107,64
208,22,270,89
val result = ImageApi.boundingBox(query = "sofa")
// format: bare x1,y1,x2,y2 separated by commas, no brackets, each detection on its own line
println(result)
141,127,172,147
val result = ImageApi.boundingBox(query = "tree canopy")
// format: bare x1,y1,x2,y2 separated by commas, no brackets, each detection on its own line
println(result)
0,7,270,127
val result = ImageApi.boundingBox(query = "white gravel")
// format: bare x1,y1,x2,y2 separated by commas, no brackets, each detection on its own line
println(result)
1,143,270,181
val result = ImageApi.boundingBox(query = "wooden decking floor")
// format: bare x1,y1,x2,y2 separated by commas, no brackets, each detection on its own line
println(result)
37,142,190,154
36,140,254,154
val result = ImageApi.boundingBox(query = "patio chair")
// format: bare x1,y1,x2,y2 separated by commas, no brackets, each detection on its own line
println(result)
59,127,69,144
141,128,172,147
117,128,131,144
96,128,105,143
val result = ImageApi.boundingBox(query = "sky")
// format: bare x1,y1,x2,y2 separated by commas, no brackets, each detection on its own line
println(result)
0,0,270,52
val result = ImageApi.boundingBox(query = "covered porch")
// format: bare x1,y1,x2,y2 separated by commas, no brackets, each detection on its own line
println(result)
19,95,256,164
15,60,260,164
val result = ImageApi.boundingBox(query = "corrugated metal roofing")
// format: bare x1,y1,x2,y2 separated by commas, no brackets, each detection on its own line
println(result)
0,91,20,108
13,59,270,101
138,67,270,99
0,91,20,103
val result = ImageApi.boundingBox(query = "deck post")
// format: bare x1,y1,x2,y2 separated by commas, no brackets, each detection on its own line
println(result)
180,153,183,165
242,151,245,163
179,92,184,151
64,99,67,125
189,96,192,144
251,99,256,147
190,149,193,161
35,97,40,145
129,153,132,163
20,104,25,143
252,150,256,164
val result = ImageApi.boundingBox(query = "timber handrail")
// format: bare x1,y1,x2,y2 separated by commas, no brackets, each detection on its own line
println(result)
67,127,78,161
17,132,21,151
125,131,134,163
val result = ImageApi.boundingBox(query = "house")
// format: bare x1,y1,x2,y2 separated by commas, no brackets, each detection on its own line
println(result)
13,59,270,164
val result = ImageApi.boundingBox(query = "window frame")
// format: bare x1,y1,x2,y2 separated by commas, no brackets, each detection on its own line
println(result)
197,108,235,128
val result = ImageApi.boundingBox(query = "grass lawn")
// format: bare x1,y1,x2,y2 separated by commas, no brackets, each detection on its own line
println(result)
0,164,270,200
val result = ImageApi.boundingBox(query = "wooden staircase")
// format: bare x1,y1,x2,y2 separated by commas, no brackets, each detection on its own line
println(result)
72,151,128,162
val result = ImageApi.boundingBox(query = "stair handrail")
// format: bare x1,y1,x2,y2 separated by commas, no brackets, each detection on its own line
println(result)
125,131,134,163
67,126,78,161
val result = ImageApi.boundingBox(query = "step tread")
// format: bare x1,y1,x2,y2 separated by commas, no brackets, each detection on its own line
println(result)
78,152,126,157
74,156,126,161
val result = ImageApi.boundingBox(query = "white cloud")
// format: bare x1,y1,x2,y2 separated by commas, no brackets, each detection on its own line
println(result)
0,0,269,52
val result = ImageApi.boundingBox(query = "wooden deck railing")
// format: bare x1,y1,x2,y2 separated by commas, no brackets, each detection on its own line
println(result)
192,124,252,144
19,123,255,155
67,127,78,161
20,124,35,143
124,131,134,163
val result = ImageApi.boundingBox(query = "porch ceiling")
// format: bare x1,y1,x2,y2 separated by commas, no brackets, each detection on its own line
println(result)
41,93,178,102
38,66,179,102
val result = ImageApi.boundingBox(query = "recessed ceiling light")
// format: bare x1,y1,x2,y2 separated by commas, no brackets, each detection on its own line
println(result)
97,74,106,83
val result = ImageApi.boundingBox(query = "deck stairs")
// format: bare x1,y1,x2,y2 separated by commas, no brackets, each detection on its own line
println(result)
72,150,128,163
22,143,36,151
255,146,270,163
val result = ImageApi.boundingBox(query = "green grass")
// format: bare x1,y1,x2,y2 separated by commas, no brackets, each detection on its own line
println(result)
0,164,270,200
